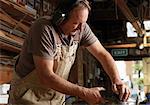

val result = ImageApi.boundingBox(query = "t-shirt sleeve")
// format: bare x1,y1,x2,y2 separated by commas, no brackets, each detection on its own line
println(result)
80,23,98,47
27,20,55,59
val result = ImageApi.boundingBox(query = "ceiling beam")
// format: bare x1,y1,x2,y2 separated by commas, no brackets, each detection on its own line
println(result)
104,43,150,48
113,0,145,35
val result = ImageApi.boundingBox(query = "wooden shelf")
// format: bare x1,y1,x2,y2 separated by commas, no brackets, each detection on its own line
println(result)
104,43,150,48
0,0,36,25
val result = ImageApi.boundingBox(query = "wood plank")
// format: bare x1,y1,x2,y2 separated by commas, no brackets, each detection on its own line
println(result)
105,43,137,48
0,41,21,53
0,23,26,38
0,30,22,53
0,0,35,23
0,11,29,33
0,67,13,84
0,30,22,46
0,0,35,17
114,0,144,35
1,30,24,44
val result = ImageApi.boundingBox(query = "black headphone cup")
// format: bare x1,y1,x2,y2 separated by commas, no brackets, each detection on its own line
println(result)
52,0,89,25
52,10,66,25
52,0,78,25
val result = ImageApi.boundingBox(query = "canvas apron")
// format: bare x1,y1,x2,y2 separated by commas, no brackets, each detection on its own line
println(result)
9,29,79,105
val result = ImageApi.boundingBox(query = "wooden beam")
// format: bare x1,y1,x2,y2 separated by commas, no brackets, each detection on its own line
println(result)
105,43,137,48
104,43,150,48
114,0,145,35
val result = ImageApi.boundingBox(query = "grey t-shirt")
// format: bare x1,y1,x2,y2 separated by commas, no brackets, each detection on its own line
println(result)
16,16,98,77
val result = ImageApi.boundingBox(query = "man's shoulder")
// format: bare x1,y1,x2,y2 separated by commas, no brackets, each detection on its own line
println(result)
82,23,91,31
33,16,53,27
37,16,52,22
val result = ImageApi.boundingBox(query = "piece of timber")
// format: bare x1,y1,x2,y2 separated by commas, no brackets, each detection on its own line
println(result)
0,23,26,38
0,58,15,66
114,0,144,35
0,0,35,22
0,30,22,46
0,67,13,84
0,41,21,53
1,30,24,44
0,11,29,33
0,30,22,52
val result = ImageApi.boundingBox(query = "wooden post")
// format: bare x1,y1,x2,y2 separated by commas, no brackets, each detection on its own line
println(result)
143,58,150,93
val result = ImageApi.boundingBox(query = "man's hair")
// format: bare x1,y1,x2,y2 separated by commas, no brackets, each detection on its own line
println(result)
66,0,91,20
69,0,91,12
52,0,91,25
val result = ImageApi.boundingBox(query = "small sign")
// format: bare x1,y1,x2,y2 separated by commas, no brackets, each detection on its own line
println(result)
111,49,128,56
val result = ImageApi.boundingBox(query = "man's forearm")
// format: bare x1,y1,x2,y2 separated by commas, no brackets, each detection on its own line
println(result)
97,51,123,84
86,41,122,85
38,70,88,98
34,55,88,99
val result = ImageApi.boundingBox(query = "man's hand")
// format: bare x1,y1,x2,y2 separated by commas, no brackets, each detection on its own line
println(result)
113,83,131,101
81,87,106,105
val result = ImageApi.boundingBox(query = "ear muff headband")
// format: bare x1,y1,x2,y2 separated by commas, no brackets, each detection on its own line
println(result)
52,0,77,25
52,0,90,25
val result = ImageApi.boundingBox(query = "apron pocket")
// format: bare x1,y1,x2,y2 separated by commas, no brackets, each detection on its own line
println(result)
32,87,55,101
13,87,35,104
13,86,55,104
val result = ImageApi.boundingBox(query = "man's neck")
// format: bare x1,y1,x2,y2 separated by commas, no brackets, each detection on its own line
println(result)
59,23,69,35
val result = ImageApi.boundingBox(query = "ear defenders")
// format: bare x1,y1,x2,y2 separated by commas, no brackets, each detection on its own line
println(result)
52,0,77,25
52,0,90,26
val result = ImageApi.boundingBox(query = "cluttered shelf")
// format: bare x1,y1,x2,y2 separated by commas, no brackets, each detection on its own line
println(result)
0,0,55,104
0,0,58,104
0,0,56,53
0,0,36,53
0,0,56,86
0,0,36,87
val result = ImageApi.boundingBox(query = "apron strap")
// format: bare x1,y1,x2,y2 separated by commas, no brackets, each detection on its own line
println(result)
51,25,62,45
73,30,81,42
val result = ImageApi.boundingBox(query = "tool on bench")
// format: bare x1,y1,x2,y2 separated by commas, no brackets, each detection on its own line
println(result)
100,90,127,105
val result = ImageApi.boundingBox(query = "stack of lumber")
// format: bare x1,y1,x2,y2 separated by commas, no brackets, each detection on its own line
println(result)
0,0,37,52
0,54,15,84
0,0,58,84
0,0,37,84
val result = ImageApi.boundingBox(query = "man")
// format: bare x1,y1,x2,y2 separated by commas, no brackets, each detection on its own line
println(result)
9,0,130,105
